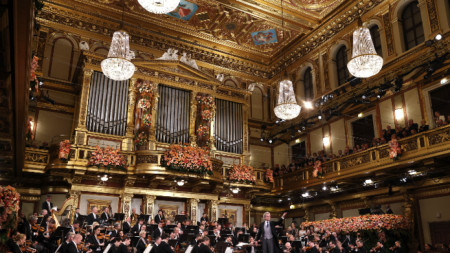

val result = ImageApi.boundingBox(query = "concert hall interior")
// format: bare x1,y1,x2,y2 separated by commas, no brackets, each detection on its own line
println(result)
1,0,450,252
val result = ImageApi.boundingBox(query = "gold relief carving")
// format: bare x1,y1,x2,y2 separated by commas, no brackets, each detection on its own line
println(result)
426,0,440,33
340,156,363,170
428,130,450,145
78,69,94,129
126,78,138,136
24,149,49,164
143,195,156,217
208,200,219,222
150,92,159,142
383,13,395,56
35,101,74,114
328,202,337,219
322,53,329,90
121,193,133,218
188,199,199,223
71,176,83,184
125,177,136,187
401,139,418,152
19,196,41,202
69,190,81,224
189,92,198,146
379,148,390,158
314,58,321,95
304,208,310,222
136,155,158,164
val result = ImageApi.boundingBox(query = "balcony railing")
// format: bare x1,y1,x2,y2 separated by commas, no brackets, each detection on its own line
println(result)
274,124,450,192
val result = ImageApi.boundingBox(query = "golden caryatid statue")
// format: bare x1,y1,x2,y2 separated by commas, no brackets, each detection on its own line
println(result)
130,208,139,226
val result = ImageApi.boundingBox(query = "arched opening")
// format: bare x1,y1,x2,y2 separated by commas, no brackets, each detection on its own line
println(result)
369,25,383,57
303,67,313,101
401,1,424,51
335,45,349,86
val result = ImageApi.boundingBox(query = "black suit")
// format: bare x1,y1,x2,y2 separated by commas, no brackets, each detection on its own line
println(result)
117,243,129,253
122,221,131,234
255,218,284,253
101,212,110,222
198,244,213,253
11,243,22,253
58,241,70,253
74,213,81,221
155,214,165,224
132,223,143,236
110,229,120,238
200,217,209,223
42,201,53,213
152,227,163,238
86,234,102,252
66,242,79,253
86,213,99,225
136,238,148,253
158,241,175,253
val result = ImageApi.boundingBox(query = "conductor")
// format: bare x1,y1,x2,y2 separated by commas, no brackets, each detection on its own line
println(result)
255,212,287,253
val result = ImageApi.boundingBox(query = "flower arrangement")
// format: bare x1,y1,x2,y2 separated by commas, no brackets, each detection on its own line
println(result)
161,144,213,175
138,98,151,110
0,185,20,250
196,94,215,146
135,131,149,147
58,140,71,161
228,164,256,184
89,146,127,170
197,125,210,137
301,214,409,232
265,168,274,183
312,160,323,178
29,56,41,99
389,137,402,161
135,80,155,128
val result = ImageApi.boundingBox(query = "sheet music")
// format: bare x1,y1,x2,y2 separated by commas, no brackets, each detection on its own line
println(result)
225,247,233,253
185,245,194,253
103,243,112,253
144,244,153,253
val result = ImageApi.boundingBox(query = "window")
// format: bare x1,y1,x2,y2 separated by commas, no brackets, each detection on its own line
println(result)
351,115,375,147
369,25,382,56
303,67,313,100
402,1,424,50
336,46,349,86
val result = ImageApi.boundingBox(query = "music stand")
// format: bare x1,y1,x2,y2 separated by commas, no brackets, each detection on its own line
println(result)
235,227,246,234
292,241,303,250
207,235,216,247
217,218,228,226
280,236,288,244
114,213,125,221
175,215,187,223
139,214,150,223
238,234,250,243
52,226,71,241
168,239,178,248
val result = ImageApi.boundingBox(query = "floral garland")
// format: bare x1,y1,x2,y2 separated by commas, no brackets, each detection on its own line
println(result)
302,214,409,232
58,140,71,161
136,80,156,128
228,164,256,184
312,160,323,178
135,131,149,146
161,144,213,175
389,137,402,161
0,185,20,249
88,146,127,170
197,125,209,137
196,94,215,145
265,168,274,183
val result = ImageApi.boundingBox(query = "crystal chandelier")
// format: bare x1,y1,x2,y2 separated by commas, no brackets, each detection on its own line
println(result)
273,0,301,121
137,0,180,14
274,74,301,120
101,30,135,81
347,27,383,78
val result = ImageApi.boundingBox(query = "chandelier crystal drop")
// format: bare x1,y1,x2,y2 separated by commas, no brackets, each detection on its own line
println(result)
137,0,180,14
347,27,384,78
101,30,135,81
274,78,301,120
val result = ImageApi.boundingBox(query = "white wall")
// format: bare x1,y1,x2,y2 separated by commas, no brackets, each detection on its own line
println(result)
131,198,142,214
419,195,450,244
21,202,35,218
79,194,120,215
197,203,206,223
274,143,289,166
40,194,67,211
342,209,360,218
330,119,346,154
310,128,323,154
314,212,330,221
249,144,272,168
218,204,243,227
154,200,185,219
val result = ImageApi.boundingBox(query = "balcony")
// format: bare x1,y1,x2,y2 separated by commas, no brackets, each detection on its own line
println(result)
274,124,450,193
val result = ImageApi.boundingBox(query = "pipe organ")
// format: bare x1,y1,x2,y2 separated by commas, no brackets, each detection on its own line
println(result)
156,85,190,144
86,71,129,136
215,99,243,154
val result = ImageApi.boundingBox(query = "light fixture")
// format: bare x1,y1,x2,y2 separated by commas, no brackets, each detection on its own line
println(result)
295,139,300,143
101,30,136,81
304,101,313,109
363,179,374,186
400,177,407,183
260,138,264,142
287,197,291,201
323,136,330,146
99,174,110,182
435,33,442,41
330,186,339,192
231,188,240,194
29,119,34,131
137,0,180,14
322,185,328,191
395,108,404,120
318,115,322,120
268,139,273,144
273,0,301,121
175,179,186,186
289,204,295,209
347,23,383,78
441,77,448,85
301,192,310,198
278,199,282,203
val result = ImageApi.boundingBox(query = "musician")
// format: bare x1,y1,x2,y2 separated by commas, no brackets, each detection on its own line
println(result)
153,222,164,238
305,242,319,253
74,208,81,221
130,208,138,226
283,242,292,253
155,210,165,224
41,195,53,213
132,218,145,236
120,237,131,253
110,237,124,253
101,207,111,223
158,234,175,253
109,223,121,238
10,233,26,253
246,236,257,253
58,232,74,253
191,233,202,253
255,212,287,253
389,241,402,253
86,206,100,225
87,225,105,253
136,231,148,253
123,217,131,234
328,241,340,253
370,241,385,253
198,237,213,253
200,213,209,223
70,220,80,234
352,240,366,253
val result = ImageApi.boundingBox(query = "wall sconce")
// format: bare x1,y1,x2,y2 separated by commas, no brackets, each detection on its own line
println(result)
289,204,295,209
395,108,404,120
323,136,330,146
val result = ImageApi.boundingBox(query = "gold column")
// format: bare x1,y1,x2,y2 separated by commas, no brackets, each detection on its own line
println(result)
187,198,199,223
328,201,337,219
69,190,81,224
189,91,198,146
74,69,93,145
242,104,249,158
209,96,216,151
143,195,156,218
123,78,138,152
244,204,251,225
121,193,134,219
208,200,219,222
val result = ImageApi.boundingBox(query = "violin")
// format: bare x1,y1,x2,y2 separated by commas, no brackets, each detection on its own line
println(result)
31,224,39,231
389,245,398,251
97,233,110,241
78,242,91,252
20,246,37,253
370,246,381,252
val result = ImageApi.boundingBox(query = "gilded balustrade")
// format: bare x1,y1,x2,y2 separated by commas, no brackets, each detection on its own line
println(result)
274,124,450,192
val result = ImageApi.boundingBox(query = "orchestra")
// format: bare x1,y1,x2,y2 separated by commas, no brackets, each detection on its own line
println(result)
9,200,407,253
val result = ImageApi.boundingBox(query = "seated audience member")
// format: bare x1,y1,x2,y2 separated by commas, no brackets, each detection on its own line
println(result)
407,119,418,134
419,120,429,133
